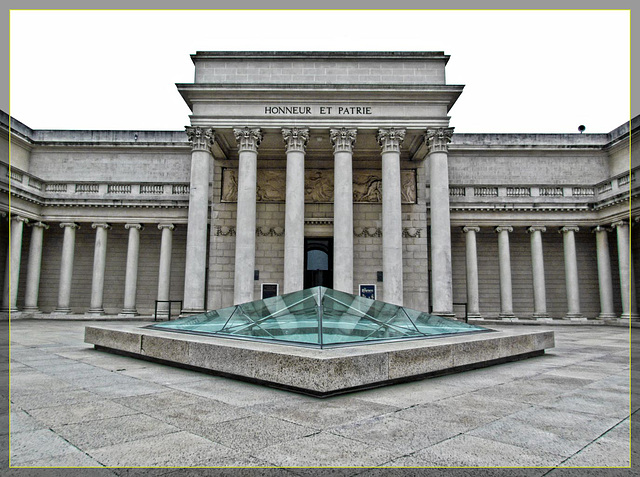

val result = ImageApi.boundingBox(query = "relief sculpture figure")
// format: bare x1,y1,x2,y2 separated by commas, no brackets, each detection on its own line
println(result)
221,169,239,202
305,170,334,202
353,173,382,203
257,170,285,201
401,170,417,204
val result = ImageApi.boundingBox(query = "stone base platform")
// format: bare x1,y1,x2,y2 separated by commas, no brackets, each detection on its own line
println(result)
85,325,554,397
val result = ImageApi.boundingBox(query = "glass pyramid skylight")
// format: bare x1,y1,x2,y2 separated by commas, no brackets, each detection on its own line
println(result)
148,287,490,348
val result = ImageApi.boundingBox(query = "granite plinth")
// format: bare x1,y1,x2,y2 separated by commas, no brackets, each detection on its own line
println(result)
85,325,554,397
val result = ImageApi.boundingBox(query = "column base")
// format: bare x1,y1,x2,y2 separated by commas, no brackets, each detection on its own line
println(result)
87,308,106,317
21,306,41,313
466,313,483,320
499,313,517,321
432,311,455,318
118,309,139,317
620,313,640,321
563,313,586,321
598,312,618,319
180,308,207,317
52,307,72,315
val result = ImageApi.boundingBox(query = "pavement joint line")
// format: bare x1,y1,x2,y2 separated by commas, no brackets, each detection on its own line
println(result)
540,415,633,471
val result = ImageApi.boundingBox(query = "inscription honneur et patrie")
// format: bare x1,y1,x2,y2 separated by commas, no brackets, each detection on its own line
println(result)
264,106,373,115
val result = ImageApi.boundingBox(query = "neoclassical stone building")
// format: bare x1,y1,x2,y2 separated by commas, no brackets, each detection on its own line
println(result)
1,51,638,321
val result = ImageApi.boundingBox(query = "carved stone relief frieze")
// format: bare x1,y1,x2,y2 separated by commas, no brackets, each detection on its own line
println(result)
221,168,416,204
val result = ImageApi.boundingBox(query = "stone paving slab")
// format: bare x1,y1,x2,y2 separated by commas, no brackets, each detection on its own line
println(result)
251,431,399,467
10,428,86,466
85,431,251,467
27,400,140,427
396,434,567,467
9,388,101,411
246,396,399,430
4,320,635,471
195,414,316,452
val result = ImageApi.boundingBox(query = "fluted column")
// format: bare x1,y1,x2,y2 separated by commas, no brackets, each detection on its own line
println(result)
331,127,357,294
156,223,175,316
2,216,28,312
282,127,309,294
377,128,405,306
527,226,549,319
560,226,583,319
88,223,111,316
233,127,262,304
495,226,515,319
54,222,79,314
183,126,215,313
462,226,481,319
120,223,142,316
23,221,49,313
593,225,616,319
612,220,638,320
426,127,454,315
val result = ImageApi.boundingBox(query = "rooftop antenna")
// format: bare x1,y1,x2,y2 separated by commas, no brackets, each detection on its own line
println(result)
578,125,586,134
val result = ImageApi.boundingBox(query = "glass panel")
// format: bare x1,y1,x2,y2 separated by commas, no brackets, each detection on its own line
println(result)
147,286,489,347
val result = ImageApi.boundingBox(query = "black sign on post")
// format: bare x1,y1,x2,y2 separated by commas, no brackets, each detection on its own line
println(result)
261,283,279,299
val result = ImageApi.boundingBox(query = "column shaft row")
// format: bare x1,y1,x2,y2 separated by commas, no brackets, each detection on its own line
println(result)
2,220,175,316
461,223,636,320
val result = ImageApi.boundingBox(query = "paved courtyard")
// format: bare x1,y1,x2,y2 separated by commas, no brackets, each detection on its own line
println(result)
2,319,638,474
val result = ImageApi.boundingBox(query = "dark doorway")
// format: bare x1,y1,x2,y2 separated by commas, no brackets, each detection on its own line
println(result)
304,238,333,289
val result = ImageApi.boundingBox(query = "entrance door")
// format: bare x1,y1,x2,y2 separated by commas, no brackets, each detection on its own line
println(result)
304,238,333,289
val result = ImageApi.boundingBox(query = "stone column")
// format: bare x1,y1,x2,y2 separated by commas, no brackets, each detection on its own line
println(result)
54,222,79,314
612,220,638,320
156,223,175,316
282,127,309,294
426,128,455,315
233,127,262,304
2,216,28,312
87,223,111,316
120,223,142,316
377,128,405,306
23,221,49,313
331,127,357,294
183,126,215,313
527,226,549,320
462,226,481,319
593,225,616,319
495,226,515,319
560,226,583,319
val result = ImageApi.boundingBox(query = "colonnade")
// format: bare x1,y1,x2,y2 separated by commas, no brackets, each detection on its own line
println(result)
1,217,176,316
2,123,637,320
460,222,638,320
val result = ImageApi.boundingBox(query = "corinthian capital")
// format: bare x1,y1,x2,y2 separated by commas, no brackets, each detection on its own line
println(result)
234,127,262,153
330,128,357,153
377,128,405,154
282,127,309,153
425,127,454,154
185,126,215,153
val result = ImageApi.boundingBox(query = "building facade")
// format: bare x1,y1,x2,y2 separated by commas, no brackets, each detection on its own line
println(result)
1,51,638,321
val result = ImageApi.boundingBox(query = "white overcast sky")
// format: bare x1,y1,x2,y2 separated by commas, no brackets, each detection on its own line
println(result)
9,9,631,134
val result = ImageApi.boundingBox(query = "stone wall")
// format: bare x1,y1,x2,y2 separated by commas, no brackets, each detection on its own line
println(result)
447,152,610,186
193,53,447,85
28,150,191,183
